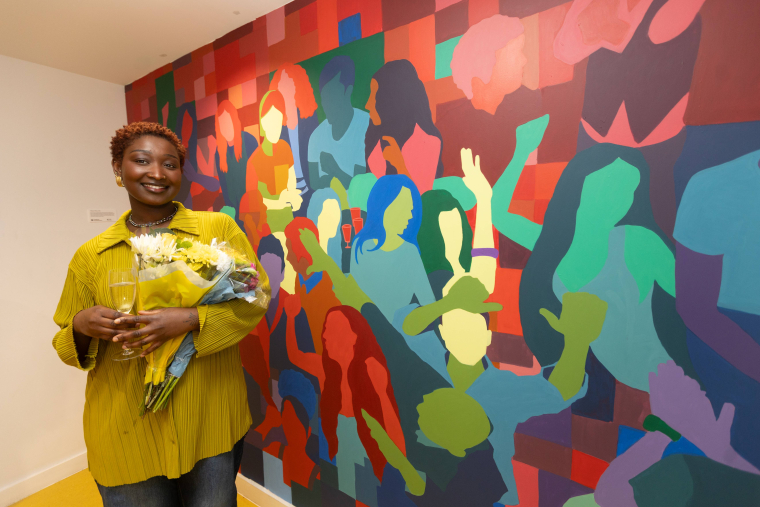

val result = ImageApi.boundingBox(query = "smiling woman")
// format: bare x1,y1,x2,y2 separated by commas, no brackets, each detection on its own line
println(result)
51,122,269,507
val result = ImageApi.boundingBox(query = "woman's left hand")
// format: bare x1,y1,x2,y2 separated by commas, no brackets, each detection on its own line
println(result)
113,308,200,356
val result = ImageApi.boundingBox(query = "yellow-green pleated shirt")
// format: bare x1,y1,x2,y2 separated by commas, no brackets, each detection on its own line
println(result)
52,202,270,487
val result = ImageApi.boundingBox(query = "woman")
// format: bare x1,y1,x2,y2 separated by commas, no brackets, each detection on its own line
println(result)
419,148,497,299
248,90,303,234
510,144,699,392
52,122,269,505
364,60,444,194
350,175,434,322
270,63,319,201
306,187,343,268
215,100,258,220
284,298,405,499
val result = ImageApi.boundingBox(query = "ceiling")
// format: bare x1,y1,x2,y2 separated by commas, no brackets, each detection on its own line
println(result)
0,0,292,85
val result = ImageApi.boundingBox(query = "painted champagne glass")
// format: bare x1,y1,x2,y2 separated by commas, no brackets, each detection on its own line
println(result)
353,217,364,235
342,224,353,249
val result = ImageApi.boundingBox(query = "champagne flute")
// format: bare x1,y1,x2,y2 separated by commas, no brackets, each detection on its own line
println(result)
109,268,139,361
342,224,353,249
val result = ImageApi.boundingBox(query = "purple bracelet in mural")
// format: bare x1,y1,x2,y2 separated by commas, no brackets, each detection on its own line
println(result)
471,248,499,259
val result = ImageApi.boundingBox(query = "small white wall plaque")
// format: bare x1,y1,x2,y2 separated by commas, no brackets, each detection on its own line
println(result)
88,209,117,223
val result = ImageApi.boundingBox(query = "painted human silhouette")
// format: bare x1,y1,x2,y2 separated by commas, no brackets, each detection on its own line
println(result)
299,226,599,506
350,175,434,323
418,148,496,300
595,361,757,507
283,217,340,354
673,149,760,468
270,63,319,200
215,100,258,221
508,143,698,392
248,90,302,235
283,296,405,501
174,103,220,209
437,15,541,185
364,59,443,194
308,55,369,190
241,235,315,442
306,188,343,268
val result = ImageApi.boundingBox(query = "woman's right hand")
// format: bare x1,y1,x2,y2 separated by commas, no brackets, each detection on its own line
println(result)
72,305,135,341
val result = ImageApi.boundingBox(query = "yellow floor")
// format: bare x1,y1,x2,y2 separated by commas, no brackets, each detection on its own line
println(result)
12,470,257,507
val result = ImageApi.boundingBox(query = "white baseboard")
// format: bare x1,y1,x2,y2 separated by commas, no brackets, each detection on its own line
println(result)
236,473,294,507
0,451,88,507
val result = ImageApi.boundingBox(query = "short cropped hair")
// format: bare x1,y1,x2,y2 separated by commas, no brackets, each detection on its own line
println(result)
319,55,355,92
110,122,186,168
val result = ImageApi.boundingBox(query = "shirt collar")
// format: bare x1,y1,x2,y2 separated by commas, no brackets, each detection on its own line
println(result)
298,271,323,293
95,201,199,254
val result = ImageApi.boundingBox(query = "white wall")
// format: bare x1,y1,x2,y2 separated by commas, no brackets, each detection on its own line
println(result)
0,55,129,506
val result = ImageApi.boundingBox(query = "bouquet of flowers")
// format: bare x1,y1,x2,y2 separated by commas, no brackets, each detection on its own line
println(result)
130,229,269,414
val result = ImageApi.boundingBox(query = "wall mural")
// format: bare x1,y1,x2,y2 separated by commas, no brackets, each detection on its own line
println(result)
125,0,760,505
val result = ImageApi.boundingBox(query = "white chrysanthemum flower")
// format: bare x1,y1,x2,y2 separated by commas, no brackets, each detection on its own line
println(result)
209,238,231,269
130,233,177,265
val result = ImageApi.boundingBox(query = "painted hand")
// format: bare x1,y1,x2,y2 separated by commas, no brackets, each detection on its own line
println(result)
461,148,492,201
648,360,756,472
362,409,425,496
514,114,550,156
284,293,302,319
445,276,502,314
540,291,607,347
280,188,303,211
382,136,409,175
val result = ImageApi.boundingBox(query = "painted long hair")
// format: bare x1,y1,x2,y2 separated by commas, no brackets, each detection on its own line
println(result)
214,100,242,173
270,63,319,120
353,174,423,263
320,306,402,480
364,59,444,178
419,189,473,274
519,143,700,383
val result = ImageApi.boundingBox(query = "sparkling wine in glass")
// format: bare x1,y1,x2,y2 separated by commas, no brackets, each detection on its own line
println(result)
109,269,139,361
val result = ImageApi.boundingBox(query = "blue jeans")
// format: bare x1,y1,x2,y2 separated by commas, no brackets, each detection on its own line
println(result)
96,436,245,507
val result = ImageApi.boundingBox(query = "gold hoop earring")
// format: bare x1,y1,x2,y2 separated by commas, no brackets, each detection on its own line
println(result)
116,175,124,187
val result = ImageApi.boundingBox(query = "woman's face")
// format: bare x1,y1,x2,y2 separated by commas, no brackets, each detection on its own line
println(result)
439,209,463,271
115,135,182,207
219,111,235,144
261,105,284,144
366,79,381,126
383,187,414,240
317,198,342,240
577,158,640,229
323,312,357,364
278,71,299,130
